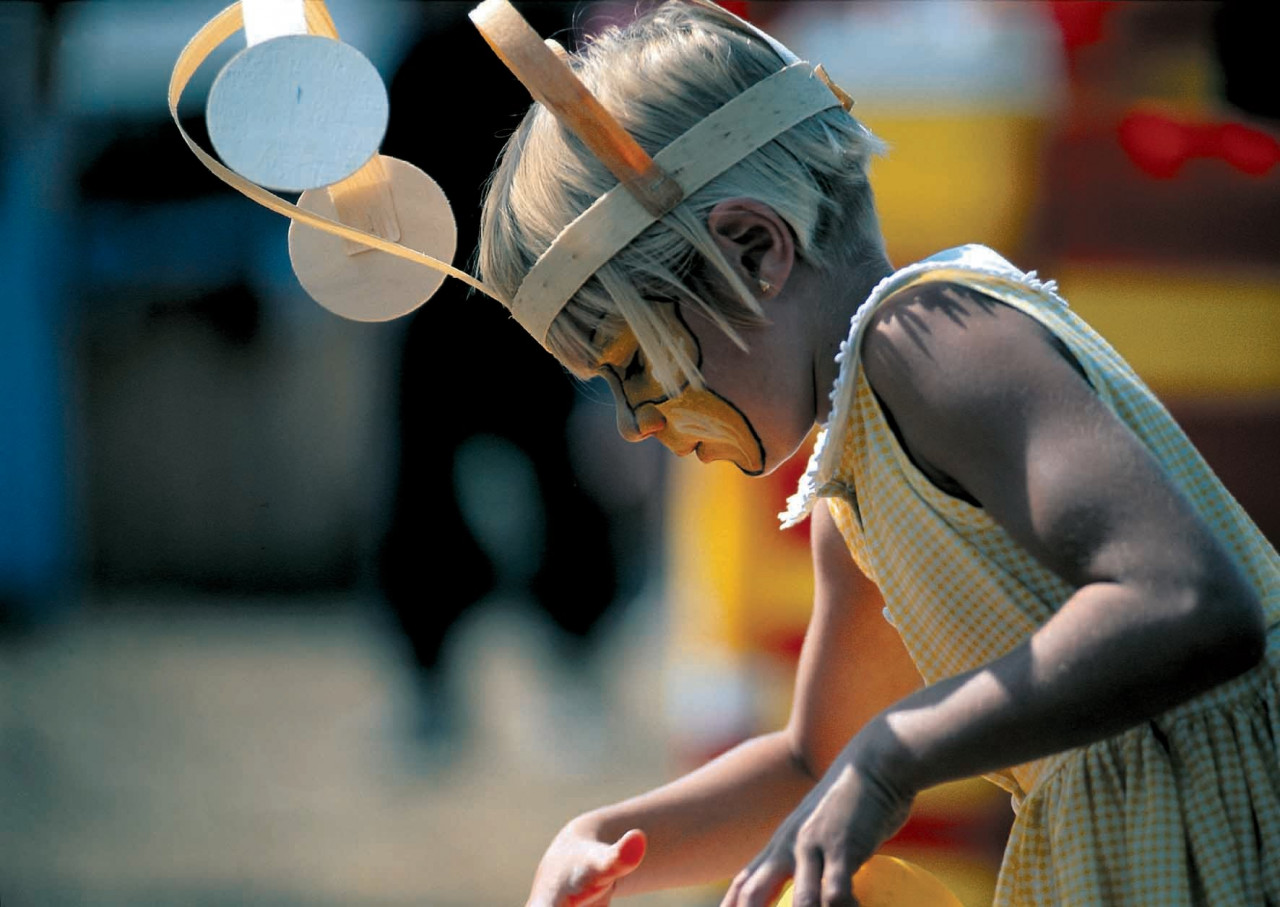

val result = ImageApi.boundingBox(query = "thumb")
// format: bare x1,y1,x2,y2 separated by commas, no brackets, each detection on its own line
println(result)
599,829,647,883
561,832,648,907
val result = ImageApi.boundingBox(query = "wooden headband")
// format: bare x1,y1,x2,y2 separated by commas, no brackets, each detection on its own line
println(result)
470,0,851,346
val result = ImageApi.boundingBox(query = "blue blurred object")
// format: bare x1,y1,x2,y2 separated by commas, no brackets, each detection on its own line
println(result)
0,120,73,623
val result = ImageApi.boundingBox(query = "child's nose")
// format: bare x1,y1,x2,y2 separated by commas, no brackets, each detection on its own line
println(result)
616,399,666,442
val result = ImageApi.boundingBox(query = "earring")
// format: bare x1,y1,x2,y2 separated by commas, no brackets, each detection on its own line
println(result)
757,278,773,295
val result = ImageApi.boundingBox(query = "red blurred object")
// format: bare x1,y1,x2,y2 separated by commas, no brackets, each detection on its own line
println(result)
1218,123,1280,176
887,809,1012,861
1118,112,1280,179
769,446,813,549
719,1,750,20
758,628,807,663
1048,1,1118,71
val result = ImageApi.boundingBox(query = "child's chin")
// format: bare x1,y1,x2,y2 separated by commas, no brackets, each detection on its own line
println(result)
696,443,765,476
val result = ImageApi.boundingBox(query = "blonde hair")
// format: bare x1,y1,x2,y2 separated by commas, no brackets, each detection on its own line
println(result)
478,0,885,395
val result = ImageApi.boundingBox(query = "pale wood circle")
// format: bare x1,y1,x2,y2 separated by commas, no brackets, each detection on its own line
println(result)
207,34,388,192
288,156,458,322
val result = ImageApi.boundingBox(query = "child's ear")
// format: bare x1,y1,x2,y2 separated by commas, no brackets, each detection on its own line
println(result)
706,198,795,299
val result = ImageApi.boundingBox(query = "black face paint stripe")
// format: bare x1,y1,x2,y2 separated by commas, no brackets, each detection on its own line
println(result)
701,385,768,476
602,301,765,473
670,303,767,473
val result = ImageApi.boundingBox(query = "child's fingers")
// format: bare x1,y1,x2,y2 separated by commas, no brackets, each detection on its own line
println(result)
527,829,647,907
720,867,749,907
818,855,856,907
529,874,611,907
723,858,791,907
565,881,614,907
791,846,823,906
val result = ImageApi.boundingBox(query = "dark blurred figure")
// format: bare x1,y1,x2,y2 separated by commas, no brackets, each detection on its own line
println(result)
1213,1,1280,123
378,2,620,753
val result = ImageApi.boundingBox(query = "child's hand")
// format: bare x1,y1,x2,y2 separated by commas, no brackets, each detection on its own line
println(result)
526,823,647,907
719,728,914,907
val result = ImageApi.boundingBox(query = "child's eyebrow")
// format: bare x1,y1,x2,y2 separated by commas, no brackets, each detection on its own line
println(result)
585,314,632,368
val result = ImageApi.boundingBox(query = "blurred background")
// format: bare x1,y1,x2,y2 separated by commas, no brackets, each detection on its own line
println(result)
0,2,1275,905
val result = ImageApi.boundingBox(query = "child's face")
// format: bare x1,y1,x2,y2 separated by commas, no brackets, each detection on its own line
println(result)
595,302,813,476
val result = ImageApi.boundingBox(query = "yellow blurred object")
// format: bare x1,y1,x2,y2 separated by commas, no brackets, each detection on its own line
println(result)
1054,265,1280,397
666,448,817,656
860,111,1049,263
773,855,965,907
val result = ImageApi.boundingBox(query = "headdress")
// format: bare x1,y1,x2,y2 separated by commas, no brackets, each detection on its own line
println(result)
171,0,855,344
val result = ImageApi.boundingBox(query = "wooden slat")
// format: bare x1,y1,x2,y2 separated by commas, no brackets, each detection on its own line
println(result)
469,0,683,217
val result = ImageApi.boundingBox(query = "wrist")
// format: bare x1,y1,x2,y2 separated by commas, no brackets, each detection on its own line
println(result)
858,714,927,798
565,812,603,839
568,808,623,844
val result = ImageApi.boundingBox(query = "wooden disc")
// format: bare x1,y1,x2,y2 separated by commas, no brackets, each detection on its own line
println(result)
288,156,458,322
773,856,964,907
207,34,388,192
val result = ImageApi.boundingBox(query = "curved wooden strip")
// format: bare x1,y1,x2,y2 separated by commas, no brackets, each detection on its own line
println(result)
469,0,683,217
167,2,507,305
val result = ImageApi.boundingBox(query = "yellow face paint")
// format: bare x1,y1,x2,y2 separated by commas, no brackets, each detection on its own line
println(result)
598,304,766,475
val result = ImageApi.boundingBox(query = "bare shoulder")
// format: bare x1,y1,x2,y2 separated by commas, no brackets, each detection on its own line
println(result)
857,279,1101,511
856,280,1262,659
860,280,1072,411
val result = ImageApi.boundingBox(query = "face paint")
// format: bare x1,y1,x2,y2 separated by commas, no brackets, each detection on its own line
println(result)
652,386,766,474
598,303,766,475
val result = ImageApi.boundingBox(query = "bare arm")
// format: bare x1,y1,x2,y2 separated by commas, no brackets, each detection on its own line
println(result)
604,503,919,896
528,502,913,904
786,502,922,779
724,283,1265,907
861,284,1264,790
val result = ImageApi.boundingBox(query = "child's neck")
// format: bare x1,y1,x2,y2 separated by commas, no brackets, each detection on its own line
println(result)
812,254,894,425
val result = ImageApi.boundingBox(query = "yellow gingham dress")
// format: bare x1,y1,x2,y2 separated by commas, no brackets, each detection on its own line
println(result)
781,245,1280,905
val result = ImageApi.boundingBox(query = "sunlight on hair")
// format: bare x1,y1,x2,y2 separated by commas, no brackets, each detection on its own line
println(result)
478,0,886,395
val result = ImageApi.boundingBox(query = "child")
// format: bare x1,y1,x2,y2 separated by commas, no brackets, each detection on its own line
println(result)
472,2,1279,904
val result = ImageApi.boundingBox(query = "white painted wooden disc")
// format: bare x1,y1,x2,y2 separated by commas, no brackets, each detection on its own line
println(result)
207,34,388,192
288,156,458,322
